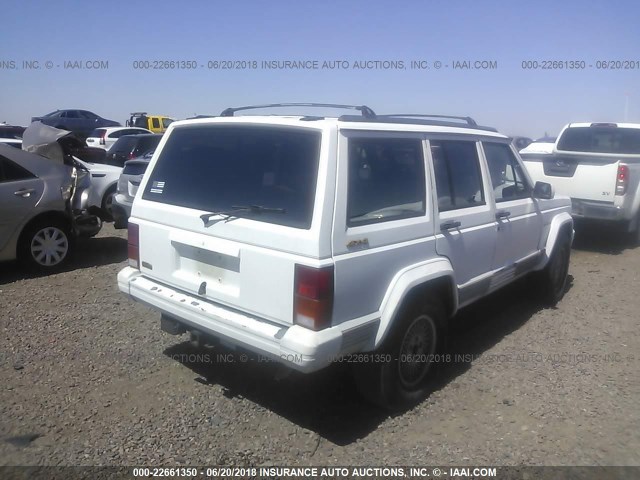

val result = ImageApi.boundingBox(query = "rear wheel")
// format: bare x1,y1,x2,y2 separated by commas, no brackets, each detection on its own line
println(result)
19,219,72,270
354,300,444,409
101,187,117,222
630,213,640,247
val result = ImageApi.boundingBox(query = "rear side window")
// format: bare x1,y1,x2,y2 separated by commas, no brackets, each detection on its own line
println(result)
0,156,36,182
431,140,485,212
557,126,640,154
483,143,531,202
143,125,321,229
347,137,425,226
151,118,160,129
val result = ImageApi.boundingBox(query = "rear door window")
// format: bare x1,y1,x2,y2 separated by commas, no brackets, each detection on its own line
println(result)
0,156,36,182
143,125,321,229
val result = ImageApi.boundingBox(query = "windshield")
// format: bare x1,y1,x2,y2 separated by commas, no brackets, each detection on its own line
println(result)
557,126,640,154
143,125,321,229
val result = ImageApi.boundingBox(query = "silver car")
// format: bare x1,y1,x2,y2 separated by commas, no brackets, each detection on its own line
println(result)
0,144,100,270
111,153,152,229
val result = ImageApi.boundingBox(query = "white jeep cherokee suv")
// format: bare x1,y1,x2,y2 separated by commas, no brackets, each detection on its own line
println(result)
118,104,573,407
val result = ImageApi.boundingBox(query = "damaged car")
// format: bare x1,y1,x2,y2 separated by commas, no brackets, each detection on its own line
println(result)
0,124,101,270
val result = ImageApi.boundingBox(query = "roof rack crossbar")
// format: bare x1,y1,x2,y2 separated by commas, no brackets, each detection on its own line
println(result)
379,114,478,126
220,103,376,118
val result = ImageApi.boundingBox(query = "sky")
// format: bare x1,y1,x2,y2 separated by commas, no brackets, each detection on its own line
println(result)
1,0,639,138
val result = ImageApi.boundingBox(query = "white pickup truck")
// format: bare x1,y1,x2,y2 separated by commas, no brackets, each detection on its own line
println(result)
521,123,640,244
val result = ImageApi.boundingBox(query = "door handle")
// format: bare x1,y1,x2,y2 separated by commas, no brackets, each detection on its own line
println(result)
496,210,511,219
14,188,35,197
440,220,461,231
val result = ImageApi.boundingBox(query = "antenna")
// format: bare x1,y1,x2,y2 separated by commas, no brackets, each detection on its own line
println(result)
624,92,630,122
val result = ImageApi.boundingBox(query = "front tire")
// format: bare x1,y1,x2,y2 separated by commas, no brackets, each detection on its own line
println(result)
538,232,571,306
354,300,445,409
19,219,72,270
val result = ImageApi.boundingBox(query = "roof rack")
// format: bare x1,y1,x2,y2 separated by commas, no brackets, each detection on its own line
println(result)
220,103,377,118
379,114,478,126
339,115,497,132
187,114,216,120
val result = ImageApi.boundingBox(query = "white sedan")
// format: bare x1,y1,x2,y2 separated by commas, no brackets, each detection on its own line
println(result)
85,127,151,151
74,158,123,222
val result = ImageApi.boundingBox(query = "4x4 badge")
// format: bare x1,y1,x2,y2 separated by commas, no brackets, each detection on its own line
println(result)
347,238,369,250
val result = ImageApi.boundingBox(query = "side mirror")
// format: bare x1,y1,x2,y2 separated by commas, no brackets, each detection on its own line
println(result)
533,181,554,199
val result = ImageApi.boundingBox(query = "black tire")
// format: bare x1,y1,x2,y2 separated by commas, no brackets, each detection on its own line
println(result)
101,186,117,222
354,300,445,409
18,218,73,270
629,213,640,247
538,232,571,306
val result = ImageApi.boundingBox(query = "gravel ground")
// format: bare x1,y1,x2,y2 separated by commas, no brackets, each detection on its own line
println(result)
0,223,638,467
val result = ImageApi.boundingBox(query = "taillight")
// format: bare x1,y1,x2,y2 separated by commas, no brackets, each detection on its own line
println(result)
99,130,106,145
616,164,629,195
294,264,334,331
128,152,135,159
127,222,139,269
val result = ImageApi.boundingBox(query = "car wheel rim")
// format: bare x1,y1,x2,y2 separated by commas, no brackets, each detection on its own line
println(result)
30,227,68,266
398,314,437,390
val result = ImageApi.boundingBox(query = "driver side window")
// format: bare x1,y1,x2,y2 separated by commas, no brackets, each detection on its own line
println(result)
483,142,531,202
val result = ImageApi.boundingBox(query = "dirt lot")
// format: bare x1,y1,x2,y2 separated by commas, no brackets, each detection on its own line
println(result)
0,223,638,467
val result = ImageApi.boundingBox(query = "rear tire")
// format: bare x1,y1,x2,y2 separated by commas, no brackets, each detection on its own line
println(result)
101,186,117,222
629,213,640,247
19,218,73,271
354,300,445,409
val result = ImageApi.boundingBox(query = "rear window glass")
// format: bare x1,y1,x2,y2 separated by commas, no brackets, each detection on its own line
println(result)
557,127,640,154
111,136,140,152
132,136,162,156
143,125,321,229
89,128,106,138
123,161,149,176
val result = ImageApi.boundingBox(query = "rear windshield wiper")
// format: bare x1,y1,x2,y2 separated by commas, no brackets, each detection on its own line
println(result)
200,205,286,226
